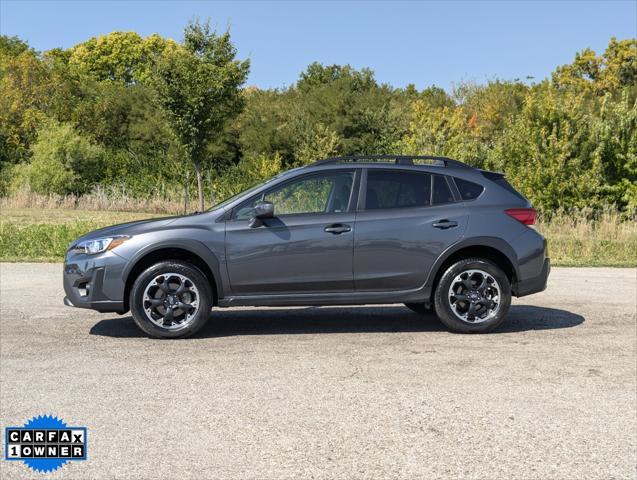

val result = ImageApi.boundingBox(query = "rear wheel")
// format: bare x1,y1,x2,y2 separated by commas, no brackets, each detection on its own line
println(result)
434,258,511,333
404,303,433,314
130,260,213,339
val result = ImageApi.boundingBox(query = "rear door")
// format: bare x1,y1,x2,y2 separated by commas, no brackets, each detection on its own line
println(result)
225,169,358,295
353,169,468,291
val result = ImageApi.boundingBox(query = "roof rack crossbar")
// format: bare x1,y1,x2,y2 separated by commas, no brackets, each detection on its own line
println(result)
309,154,472,169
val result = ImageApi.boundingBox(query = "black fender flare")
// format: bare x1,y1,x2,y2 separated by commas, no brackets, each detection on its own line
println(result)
423,236,520,290
121,239,224,297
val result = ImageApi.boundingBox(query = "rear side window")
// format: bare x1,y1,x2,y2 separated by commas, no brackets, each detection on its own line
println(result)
365,170,431,210
454,178,484,201
432,175,454,205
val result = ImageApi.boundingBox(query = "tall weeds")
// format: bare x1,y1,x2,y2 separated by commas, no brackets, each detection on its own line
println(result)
536,207,636,267
1,195,636,266
1,187,185,214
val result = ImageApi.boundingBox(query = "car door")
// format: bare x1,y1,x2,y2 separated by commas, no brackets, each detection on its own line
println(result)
225,169,358,295
353,169,468,291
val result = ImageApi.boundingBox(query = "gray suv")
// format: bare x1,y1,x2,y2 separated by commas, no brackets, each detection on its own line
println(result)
63,155,550,338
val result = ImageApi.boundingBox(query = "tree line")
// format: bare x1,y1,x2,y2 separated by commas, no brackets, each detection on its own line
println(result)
0,21,635,214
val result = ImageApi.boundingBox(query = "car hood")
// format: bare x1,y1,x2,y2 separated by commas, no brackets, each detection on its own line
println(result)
73,215,182,245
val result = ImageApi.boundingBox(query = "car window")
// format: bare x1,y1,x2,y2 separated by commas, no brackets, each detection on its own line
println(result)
455,178,484,200
432,175,455,204
365,170,431,210
233,171,354,220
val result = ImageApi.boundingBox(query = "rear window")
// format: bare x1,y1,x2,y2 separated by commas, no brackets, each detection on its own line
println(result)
454,178,484,200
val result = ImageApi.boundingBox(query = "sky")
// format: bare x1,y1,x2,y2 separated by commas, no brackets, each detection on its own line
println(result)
1,1,635,91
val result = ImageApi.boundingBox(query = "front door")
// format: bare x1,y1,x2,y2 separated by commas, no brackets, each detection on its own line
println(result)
225,170,357,295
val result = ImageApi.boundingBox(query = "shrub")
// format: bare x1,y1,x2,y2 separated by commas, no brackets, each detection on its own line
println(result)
20,119,105,195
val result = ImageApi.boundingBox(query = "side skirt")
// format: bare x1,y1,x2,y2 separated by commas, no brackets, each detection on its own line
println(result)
217,288,432,308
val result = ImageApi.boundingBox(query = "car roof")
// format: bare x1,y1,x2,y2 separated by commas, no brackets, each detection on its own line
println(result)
302,155,477,175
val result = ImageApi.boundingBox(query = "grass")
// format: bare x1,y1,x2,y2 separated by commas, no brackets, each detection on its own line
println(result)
2,207,163,225
1,205,636,266
537,209,637,267
0,188,186,214
0,208,167,262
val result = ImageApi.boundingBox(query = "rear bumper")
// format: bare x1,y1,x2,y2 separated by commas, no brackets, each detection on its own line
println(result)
513,257,550,297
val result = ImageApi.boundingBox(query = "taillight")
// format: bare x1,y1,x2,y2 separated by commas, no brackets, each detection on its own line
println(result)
505,208,536,225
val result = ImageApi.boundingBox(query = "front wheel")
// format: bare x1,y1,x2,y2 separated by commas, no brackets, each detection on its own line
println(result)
130,260,213,339
434,258,511,333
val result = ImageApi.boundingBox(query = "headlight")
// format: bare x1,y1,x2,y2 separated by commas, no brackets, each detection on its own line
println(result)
72,235,131,255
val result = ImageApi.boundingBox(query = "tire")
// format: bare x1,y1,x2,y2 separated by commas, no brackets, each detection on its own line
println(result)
404,303,433,314
433,258,511,333
130,260,213,339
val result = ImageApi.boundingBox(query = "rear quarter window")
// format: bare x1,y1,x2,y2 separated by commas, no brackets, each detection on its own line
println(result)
454,178,484,201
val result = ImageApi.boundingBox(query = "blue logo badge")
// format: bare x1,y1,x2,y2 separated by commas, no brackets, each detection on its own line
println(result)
4,415,87,474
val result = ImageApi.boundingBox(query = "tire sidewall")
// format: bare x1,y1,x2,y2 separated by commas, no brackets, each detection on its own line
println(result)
130,261,213,339
434,258,511,333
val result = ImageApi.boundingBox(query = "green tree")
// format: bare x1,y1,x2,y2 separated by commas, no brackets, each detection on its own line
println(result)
150,20,249,210
0,36,82,167
417,85,455,109
238,63,412,167
16,119,105,195
488,84,604,210
212,153,282,201
68,32,178,84
292,122,340,165
297,62,377,92
454,80,528,143
590,91,637,211
294,63,407,155
0,41,49,166
0,35,32,57
552,38,637,95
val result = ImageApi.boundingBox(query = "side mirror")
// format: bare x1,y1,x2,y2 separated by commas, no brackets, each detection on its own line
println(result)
254,201,274,219
249,201,274,228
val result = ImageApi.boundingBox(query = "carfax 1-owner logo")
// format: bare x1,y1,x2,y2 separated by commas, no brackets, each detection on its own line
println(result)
4,415,87,474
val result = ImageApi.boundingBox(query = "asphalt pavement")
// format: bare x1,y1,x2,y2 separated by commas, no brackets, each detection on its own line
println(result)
0,264,635,479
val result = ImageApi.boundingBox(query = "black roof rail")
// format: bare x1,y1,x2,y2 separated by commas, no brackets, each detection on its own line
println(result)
308,154,473,169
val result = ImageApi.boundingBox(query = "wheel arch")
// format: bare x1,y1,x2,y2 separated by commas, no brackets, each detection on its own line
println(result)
122,243,220,312
426,238,519,304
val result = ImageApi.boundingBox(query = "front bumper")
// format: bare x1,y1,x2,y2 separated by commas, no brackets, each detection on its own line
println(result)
62,296,123,313
513,257,550,297
63,253,127,313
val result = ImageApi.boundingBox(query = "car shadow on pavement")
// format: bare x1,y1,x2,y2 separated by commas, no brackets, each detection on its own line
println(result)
89,305,584,339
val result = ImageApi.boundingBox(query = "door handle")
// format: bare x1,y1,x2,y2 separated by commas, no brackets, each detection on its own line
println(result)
432,219,458,229
324,224,352,234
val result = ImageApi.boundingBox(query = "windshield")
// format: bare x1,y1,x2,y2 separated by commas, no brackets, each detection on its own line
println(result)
207,174,283,211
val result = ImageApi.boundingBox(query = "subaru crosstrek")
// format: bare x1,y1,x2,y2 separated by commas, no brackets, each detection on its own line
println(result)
63,155,550,338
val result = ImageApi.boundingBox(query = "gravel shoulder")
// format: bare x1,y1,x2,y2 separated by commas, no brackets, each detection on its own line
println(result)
1,264,636,479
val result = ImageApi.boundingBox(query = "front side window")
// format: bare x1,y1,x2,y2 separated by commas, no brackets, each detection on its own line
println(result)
234,171,354,220
365,170,432,210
